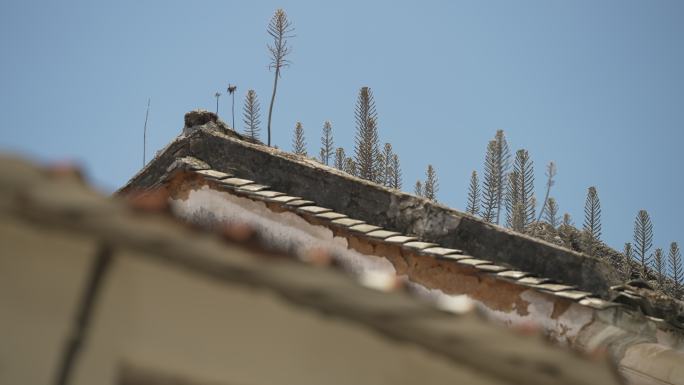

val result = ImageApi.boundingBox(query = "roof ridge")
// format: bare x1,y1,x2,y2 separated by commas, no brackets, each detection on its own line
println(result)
122,127,623,296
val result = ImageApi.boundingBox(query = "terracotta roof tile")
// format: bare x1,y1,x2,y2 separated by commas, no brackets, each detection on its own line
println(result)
314,211,347,220
384,235,418,244
497,270,532,280
535,283,577,292
457,258,492,266
475,264,509,273
252,190,285,199
421,247,463,256
330,218,365,227
403,241,439,250
518,277,554,286
237,183,270,192
348,224,382,234
297,206,333,215
221,177,254,187
579,297,621,310
195,169,232,180
365,230,401,240
553,290,593,301
283,199,315,207
435,254,471,262
266,195,301,203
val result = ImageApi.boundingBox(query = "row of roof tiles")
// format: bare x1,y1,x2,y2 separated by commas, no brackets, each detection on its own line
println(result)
176,158,631,314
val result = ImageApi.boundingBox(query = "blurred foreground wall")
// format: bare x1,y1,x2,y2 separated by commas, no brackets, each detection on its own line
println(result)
0,155,623,385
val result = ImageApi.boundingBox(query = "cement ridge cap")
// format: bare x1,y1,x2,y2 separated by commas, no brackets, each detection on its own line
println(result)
190,129,611,266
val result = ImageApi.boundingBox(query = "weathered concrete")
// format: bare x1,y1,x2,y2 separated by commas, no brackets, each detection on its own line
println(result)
120,126,621,298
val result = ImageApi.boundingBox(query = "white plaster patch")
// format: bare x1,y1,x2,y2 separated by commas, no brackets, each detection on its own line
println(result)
171,186,395,277
477,290,595,347
401,278,476,314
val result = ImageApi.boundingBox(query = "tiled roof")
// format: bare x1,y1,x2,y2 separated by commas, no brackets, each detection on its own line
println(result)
170,160,626,315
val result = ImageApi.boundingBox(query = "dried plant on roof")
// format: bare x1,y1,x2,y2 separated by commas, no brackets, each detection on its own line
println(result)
653,248,666,292
242,89,261,141
353,87,381,182
343,157,357,176
562,213,573,227
505,171,526,232
319,121,334,165
543,197,560,228
634,210,654,278
375,152,385,185
381,143,394,187
480,140,499,223
266,9,294,146
513,149,535,229
504,149,535,233
537,161,557,223
620,243,636,281
414,180,423,197
292,121,307,156
334,147,346,170
214,92,221,115
493,130,511,224
583,186,602,256
142,97,150,167
669,242,682,298
505,170,520,229
466,170,480,216
227,84,237,129
390,154,402,190
423,165,439,202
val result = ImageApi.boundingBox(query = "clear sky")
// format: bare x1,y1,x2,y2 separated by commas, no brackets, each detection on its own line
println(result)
1,0,683,254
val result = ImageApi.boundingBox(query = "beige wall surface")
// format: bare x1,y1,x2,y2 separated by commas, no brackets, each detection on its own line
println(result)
0,219,508,385
0,220,94,385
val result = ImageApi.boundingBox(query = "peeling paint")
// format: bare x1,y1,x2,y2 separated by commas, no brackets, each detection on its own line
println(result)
551,300,573,320
170,185,593,348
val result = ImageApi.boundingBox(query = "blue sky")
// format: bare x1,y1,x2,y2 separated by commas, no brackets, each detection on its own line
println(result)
1,0,683,254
